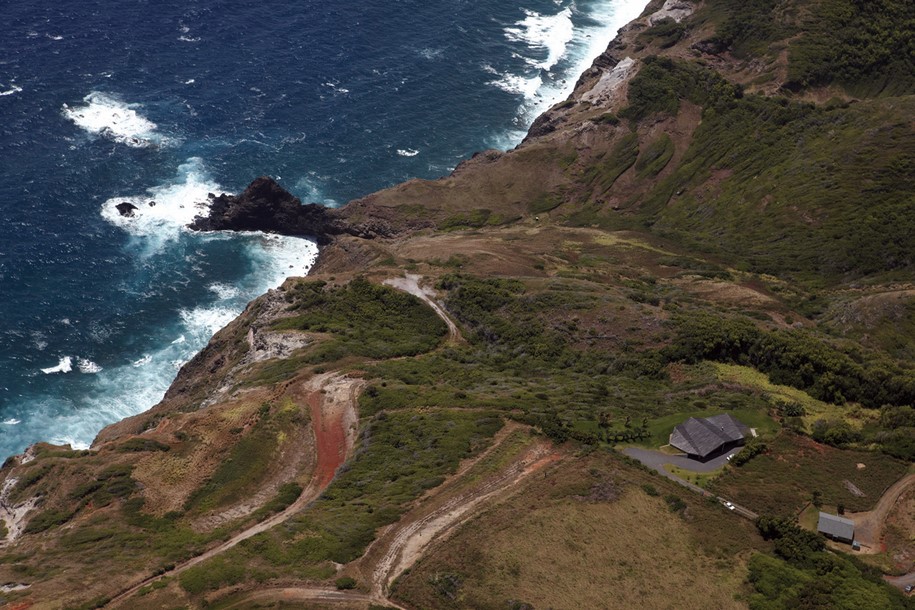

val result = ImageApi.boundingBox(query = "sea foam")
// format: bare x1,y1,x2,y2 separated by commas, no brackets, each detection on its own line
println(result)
41,356,73,375
77,359,102,374
505,8,575,71
0,84,23,97
63,92,163,148
100,157,217,246
489,0,649,148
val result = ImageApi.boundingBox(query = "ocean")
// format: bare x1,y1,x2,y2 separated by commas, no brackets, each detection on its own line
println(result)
0,0,646,461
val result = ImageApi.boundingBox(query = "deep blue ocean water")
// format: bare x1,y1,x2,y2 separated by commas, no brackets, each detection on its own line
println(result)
0,0,646,460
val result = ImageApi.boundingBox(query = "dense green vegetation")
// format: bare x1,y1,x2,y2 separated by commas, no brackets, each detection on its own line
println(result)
634,134,674,178
638,17,687,49
667,313,915,458
619,57,741,122
357,275,779,446
609,57,915,285
787,0,915,96
272,278,447,363
583,132,639,195
700,0,915,96
749,517,911,609
701,0,791,57
667,313,915,408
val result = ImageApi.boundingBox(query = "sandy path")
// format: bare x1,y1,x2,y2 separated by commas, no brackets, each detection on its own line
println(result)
106,373,361,608
848,473,915,554
383,274,463,342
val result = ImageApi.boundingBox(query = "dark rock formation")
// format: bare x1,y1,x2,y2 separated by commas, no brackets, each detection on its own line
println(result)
188,176,353,245
116,202,138,217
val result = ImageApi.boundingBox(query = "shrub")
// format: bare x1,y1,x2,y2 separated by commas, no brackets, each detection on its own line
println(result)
732,438,768,466
335,576,357,590
115,438,170,453
664,494,686,513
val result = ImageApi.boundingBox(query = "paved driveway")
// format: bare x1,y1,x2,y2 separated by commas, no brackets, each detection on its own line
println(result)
622,446,758,520
624,447,740,473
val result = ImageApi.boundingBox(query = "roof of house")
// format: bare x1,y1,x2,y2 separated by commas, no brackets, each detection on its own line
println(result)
817,512,855,541
669,413,747,458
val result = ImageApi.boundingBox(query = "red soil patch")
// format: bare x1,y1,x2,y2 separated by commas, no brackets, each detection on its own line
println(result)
307,389,347,489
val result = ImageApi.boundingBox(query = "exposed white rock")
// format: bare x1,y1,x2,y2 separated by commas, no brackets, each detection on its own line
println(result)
581,57,637,106
649,0,695,25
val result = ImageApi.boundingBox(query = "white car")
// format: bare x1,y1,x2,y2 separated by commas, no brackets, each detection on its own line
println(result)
723,501,735,510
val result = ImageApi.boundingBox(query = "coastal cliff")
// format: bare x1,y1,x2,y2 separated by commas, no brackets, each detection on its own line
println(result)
2,0,914,608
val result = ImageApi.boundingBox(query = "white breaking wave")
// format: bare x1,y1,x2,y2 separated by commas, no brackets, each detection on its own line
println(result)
41,356,73,374
48,435,90,450
77,358,102,374
132,355,152,367
505,8,575,71
2,419,20,426
208,283,240,300
100,157,217,246
397,148,420,157
62,92,164,148
489,72,543,99
489,0,649,148
179,305,238,344
244,233,320,283
0,84,23,97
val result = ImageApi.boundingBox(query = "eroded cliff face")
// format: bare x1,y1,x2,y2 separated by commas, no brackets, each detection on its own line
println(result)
3,0,915,607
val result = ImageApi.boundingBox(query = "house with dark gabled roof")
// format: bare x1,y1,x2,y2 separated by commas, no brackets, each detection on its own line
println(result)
669,413,748,461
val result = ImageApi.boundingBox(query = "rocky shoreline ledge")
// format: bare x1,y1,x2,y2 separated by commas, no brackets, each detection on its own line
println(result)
187,175,388,245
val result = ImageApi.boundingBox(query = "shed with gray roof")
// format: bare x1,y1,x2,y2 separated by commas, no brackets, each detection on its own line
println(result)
669,413,747,460
817,512,855,544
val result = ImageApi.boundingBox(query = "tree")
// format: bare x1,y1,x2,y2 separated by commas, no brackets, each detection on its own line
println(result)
598,410,612,431
812,490,822,507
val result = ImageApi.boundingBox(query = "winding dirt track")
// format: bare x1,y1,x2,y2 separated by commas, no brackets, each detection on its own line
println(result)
845,473,915,592
364,432,557,600
218,427,559,609
383,274,463,342
106,373,360,608
848,473,915,554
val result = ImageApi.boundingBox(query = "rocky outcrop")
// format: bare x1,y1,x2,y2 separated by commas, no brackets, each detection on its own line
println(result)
188,176,389,245
116,202,138,217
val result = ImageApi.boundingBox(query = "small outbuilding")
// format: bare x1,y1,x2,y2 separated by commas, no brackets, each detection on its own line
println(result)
669,413,747,461
817,512,855,544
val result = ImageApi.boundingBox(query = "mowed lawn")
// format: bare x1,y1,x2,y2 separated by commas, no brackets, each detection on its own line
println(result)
710,432,909,516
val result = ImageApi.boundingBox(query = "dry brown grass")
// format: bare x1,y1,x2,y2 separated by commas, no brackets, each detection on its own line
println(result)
393,453,758,610
458,493,747,610
884,485,915,573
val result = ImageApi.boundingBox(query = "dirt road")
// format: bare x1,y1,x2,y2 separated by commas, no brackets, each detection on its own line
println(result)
106,373,360,608
361,434,557,599
215,426,559,609
383,274,463,342
848,473,915,554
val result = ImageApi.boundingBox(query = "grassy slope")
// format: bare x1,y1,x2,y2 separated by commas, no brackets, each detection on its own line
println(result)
393,451,764,609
